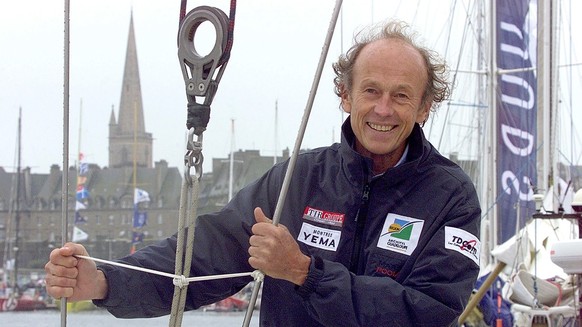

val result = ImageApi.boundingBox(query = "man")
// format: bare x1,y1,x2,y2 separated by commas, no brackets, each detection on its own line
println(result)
46,20,481,326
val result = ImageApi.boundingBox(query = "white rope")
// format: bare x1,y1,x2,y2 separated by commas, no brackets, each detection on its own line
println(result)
75,254,254,284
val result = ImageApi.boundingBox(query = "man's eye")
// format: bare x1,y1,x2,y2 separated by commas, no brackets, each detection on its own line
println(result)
396,93,409,99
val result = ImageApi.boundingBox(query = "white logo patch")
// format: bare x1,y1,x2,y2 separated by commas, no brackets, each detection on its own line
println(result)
377,213,424,256
444,227,481,265
298,223,340,251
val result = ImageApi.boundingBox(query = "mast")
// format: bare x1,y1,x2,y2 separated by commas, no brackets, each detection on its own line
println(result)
11,107,23,294
130,100,138,254
229,119,235,201
274,100,278,165
537,0,551,197
487,0,499,250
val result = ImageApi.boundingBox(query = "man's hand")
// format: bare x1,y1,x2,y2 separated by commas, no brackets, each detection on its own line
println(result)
248,207,311,286
44,242,108,302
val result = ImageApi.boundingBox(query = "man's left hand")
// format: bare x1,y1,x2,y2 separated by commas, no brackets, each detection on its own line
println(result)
248,207,311,285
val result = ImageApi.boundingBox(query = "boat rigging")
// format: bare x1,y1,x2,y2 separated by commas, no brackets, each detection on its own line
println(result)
57,0,343,326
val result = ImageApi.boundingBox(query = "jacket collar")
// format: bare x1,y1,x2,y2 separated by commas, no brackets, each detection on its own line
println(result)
339,116,432,185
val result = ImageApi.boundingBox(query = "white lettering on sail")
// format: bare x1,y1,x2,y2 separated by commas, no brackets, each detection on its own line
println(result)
501,170,534,201
500,75,535,109
500,124,534,156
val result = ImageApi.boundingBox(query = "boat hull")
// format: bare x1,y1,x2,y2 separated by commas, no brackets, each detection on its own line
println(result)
0,295,48,312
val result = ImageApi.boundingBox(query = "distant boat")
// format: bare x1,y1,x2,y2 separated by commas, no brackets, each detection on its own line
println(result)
0,293,49,312
0,109,52,312
203,296,249,312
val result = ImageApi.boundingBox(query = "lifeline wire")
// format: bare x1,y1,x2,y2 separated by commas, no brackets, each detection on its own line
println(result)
241,1,343,326
74,255,254,284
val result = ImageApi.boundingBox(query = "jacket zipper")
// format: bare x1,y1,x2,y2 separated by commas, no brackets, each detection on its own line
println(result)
349,183,370,273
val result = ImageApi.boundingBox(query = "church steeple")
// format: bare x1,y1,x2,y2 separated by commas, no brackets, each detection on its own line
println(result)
108,12,153,169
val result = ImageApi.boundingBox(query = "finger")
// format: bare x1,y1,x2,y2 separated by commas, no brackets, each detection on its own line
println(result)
46,285,74,299
253,207,272,224
63,242,89,256
49,248,78,268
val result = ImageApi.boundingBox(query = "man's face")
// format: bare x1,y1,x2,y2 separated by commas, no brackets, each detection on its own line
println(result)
341,38,430,167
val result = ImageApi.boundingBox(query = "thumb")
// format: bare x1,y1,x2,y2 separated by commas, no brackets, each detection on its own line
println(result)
254,207,273,224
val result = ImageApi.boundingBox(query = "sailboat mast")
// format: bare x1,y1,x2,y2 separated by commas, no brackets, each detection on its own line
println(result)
537,0,551,195
11,107,22,292
487,0,499,249
229,119,235,201
131,101,138,254
274,100,278,165
78,99,83,164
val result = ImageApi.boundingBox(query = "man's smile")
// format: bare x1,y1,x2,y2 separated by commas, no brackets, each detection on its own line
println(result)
367,122,395,132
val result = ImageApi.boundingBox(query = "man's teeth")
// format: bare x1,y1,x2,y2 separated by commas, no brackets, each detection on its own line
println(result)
368,123,394,132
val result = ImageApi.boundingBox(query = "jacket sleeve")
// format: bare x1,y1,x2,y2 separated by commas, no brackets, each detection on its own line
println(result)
295,189,481,327
93,171,281,318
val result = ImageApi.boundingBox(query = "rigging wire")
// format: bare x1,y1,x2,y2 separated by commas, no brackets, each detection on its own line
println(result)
241,1,343,326
60,0,71,326
56,2,343,326
170,1,237,326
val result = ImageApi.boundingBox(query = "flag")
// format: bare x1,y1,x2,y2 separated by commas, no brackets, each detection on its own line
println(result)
79,162,88,175
76,185,89,201
132,231,144,244
133,208,148,228
75,210,88,224
75,201,86,211
134,188,150,204
77,176,87,186
72,226,89,242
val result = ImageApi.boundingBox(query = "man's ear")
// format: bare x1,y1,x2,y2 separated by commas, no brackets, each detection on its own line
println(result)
417,98,431,124
340,85,351,113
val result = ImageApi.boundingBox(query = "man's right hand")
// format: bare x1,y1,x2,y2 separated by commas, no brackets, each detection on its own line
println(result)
44,242,108,302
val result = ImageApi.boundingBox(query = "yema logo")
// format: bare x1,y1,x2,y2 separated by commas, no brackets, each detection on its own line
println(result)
377,214,424,256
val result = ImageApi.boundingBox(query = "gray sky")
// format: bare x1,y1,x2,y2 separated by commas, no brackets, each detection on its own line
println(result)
1,0,580,175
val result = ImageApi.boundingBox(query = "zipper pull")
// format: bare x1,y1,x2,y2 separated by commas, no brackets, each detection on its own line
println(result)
362,184,370,202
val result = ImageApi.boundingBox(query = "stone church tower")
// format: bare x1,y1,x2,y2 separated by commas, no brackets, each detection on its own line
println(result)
109,13,153,168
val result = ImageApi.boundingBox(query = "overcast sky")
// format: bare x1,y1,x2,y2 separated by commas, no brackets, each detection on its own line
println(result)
1,0,580,175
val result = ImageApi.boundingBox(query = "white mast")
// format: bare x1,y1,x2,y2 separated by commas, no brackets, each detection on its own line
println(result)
274,100,278,165
229,119,235,201
486,0,499,250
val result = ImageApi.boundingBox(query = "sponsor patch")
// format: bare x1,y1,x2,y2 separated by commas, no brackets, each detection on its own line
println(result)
444,227,481,265
303,206,345,227
298,222,341,251
377,213,424,256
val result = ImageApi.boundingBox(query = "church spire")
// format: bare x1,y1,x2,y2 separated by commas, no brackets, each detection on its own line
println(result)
118,12,145,134
108,13,153,169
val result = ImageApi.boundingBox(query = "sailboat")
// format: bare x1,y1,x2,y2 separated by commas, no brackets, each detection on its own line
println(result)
422,0,582,325
0,109,50,312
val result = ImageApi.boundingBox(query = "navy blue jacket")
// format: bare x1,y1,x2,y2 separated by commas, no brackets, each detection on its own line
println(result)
95,119,481,326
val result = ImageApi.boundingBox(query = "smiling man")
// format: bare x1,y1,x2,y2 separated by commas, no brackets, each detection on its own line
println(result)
46,20,481,326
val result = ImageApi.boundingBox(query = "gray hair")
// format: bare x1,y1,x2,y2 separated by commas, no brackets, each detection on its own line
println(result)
332,20,450,113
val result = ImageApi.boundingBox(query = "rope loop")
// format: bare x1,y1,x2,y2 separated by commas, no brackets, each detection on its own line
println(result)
251,270,265,283
173,275,190,289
